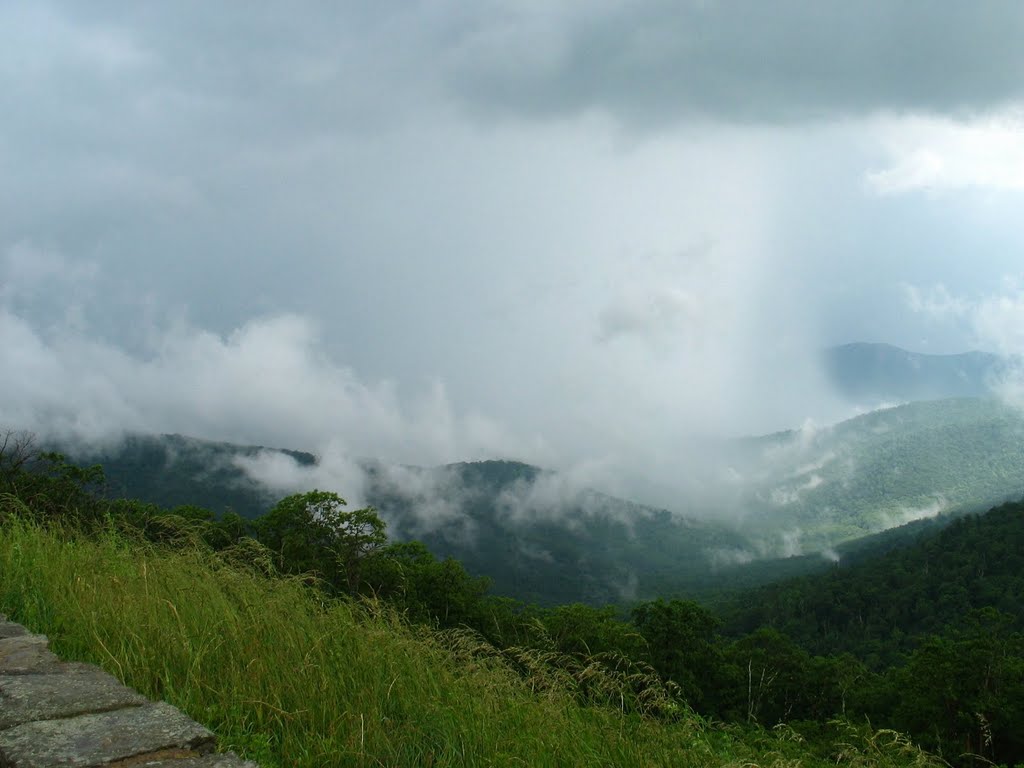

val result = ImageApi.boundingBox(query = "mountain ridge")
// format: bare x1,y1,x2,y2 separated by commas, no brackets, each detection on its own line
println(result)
47,395,1024,605
822,341,1008,404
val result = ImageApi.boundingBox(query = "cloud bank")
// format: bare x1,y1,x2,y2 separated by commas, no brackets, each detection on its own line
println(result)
4,2,1024,512
448,1,1024,126
0,275,517,466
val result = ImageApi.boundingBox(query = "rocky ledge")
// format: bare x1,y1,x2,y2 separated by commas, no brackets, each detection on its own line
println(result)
0,614,257,768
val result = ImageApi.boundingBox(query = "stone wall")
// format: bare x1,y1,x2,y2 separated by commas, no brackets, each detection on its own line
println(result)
0,614,257,768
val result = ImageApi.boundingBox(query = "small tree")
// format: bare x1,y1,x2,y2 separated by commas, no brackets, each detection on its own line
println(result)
0,430,105,523
254,490,386,593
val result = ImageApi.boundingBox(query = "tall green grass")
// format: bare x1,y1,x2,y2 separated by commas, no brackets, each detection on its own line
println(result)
0,515,940,767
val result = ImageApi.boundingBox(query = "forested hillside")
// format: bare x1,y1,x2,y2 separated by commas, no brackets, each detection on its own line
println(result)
723,500,1024,664
55,397,1024,604
0,431,953,768
68,433,315,518
367,459,750,605
731,397,1024,549
58,436,753,605
715,501,1024,764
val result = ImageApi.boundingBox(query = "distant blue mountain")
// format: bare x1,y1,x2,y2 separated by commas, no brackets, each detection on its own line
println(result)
823,342,1006,403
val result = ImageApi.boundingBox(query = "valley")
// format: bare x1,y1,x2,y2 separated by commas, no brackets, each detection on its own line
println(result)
57,393,1024,606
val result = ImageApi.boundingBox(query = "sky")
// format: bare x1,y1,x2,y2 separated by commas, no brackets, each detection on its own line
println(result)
3,1,1024,503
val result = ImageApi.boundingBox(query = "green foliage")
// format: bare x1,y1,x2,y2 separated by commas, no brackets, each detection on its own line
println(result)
541,603,646,658
889,610,1024,763
724,628,838,725
631,599,725,711
0,517,945,768
719,501,1024,765
736,397,1024,549
48,399,1024,607
5,428,1024,766
0,430,106,524
362,540,493,629
254,490,386,593
722,501,1024,664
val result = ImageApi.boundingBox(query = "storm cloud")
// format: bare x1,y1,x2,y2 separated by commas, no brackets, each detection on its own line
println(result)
3,2,1024,508
447,1,1024,125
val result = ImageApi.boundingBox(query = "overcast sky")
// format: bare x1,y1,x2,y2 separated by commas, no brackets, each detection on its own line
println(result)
3,1,1024,500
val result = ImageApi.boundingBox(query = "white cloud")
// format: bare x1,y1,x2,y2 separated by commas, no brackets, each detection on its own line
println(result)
867,111,1024,194
767,473,825,508
972,282,1024,356
905,279,1024,409
0,307,521,468
597,286,702,343
779,528,804,558
876,496,947,530
902,283,970,320
2,241,97,292
905,278,1024,356
1,242,99,326
231,442,369,506
709,547,756,568
820,548,840,564
0,3,151,80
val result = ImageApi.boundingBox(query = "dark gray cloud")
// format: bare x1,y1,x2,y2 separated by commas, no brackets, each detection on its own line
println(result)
447,1,1024,125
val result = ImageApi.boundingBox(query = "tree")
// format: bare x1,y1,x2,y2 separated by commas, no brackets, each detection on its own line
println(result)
631,599,724,711
725,628,818,725
890,610,1024,764
0,430,105,523
363,541,493,628
542,603,646,659
254,490,386,593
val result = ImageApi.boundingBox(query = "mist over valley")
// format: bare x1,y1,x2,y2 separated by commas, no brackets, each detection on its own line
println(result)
49,343,1024,605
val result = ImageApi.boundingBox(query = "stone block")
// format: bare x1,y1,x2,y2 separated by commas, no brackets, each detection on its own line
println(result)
0,666,149,729
0,634,61,674
0,620,28,639
0,702,216,768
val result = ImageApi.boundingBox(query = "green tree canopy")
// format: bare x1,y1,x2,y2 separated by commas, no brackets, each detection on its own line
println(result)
254,490,386,593
631,598,724,710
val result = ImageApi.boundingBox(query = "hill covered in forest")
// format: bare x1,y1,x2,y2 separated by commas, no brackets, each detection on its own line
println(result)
50,395,1024,605
722,499,1024,665
727,396,1024,550
4,429,1022,766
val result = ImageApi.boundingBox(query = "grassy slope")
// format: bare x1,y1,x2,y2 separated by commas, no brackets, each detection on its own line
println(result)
0,515,938,768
